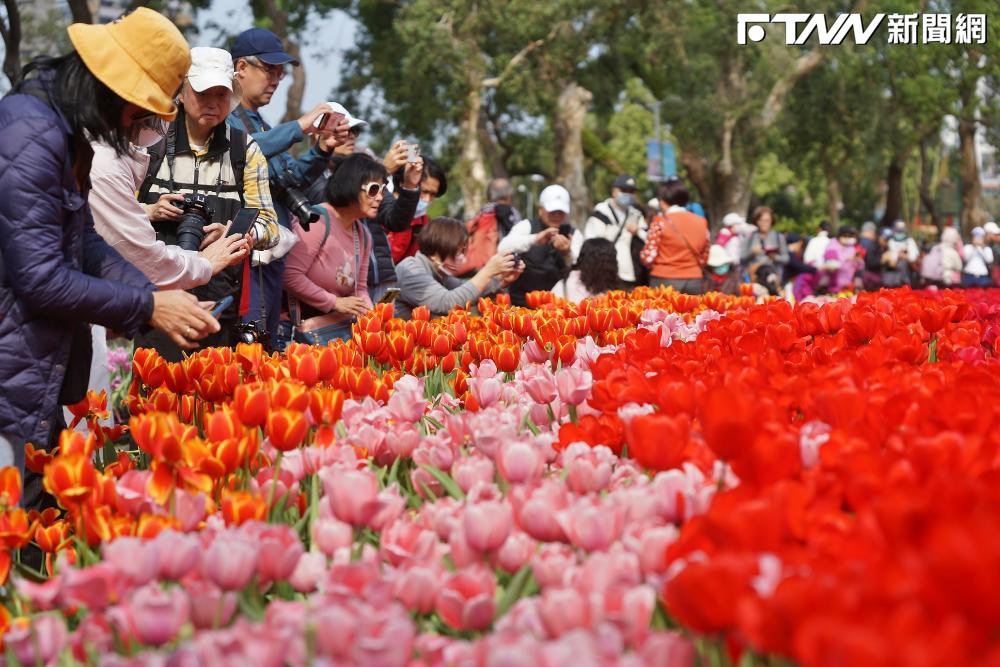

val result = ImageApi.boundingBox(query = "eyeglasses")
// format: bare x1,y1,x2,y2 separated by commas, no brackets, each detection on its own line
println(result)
361,181,387,198
247,60,287,81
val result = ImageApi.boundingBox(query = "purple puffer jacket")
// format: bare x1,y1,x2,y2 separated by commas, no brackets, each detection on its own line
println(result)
0,69,154,459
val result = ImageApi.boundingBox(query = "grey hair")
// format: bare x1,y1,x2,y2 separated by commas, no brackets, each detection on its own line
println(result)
487,178,513,202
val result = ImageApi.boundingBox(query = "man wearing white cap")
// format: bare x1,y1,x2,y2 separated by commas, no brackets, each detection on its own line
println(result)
137,47,280,360
962,226,994,287
498,184,583,306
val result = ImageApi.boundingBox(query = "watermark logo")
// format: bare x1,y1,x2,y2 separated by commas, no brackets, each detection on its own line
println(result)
737,13,987,45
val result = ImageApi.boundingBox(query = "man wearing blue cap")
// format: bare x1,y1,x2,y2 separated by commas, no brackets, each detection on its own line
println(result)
227,28,349,349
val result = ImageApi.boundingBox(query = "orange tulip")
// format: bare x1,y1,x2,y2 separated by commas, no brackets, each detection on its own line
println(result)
132,347,167,388
24,443,52,475
221,490,267,526
0,550,9,586
386,331,416,361
205,406,245,443
66,389,109,425
270,380,310,412
288,348,320,386
103,451,135,479
357,330,387,357
130,413,187,465
0,468,20,508
372,302,394,322
412,305,430,321
232,383,269,427
315,345,339,382
492,343,520,373
177,394,196,423
57,430,98,458
0,509,30,549
266,408,309,452
309,387,345,425
136,513,175,539
33,519,70,553
344,367,376,398
43,453,98,509
430,333,454,357
74,504,114,547
235,342,264,376
147,387,179,415
163,362,190,394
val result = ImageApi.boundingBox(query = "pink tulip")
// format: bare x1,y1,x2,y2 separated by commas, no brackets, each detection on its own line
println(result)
598,585,656,647
436,567,496,632
326,562,381,598
289,552,327,593
482,635,546,665
251,523,304,584
15,577,62,611
554,367,593,405
470,359,498,380
451,454,495,493
368,484,407,531
513,480,570,543
523,338,552,364
321,466,380,526
312,517,354,557
393,564,442,614
172,489,209,531
184,579,237,629
152,530,201,580
556,498,623,552
630,525,678,576
125,584,189,647
380,518,439,567
411,466,443,500
530,544,578,590
387,424,421,460
577,549,642,595
462,500,512,553
469,376,503,408
387,380,427,422
638,631,695,666
494,531,536,574
539,587,591,638
115,470,153,516
448,522,480,568
494,597,547,637
6,614,67,665
561,443,615,494
522,368,557,404
62,561,119,611
351,605,417,667
496,440,545,485
69,614,112,662
202,532,258,591
313,605,359,658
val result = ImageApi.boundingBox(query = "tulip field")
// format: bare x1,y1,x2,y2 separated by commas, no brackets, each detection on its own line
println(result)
2,286,1000,666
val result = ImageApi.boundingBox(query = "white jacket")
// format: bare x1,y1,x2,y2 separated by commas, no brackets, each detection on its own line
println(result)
583,199,647,282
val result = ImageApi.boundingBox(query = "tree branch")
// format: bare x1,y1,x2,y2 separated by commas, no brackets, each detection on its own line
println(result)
2,0,21,86
482,22,565,89
759,48,824,129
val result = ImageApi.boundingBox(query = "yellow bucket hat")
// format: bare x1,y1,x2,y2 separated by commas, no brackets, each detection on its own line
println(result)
67,8,191,120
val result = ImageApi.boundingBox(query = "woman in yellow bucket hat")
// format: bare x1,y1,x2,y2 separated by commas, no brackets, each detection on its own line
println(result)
0,8,220,510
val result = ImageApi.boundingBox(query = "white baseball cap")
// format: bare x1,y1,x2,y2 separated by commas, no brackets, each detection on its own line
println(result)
984,221,1000,235
187,47,242,110
707,244,731,268
539,185,571,214
722,212,745,228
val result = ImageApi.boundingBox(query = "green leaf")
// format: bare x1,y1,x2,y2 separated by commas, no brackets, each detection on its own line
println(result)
495,565,535,619
419,464,465,500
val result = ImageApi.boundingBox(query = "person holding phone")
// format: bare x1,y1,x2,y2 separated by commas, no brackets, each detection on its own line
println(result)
283,154,382,344
395,217,521,320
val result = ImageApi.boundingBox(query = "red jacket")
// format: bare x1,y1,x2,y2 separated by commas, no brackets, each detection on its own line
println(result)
388,215,428,264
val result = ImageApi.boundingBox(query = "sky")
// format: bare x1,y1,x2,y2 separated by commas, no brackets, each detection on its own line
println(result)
194,0,359,127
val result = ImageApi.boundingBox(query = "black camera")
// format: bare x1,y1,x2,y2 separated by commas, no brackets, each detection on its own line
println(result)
176,193,214,251
235,320,269,349
274,171,320,231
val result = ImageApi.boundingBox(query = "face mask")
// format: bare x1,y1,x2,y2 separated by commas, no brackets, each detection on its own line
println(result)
130,117,168,149
893,232,906,241
414,200,429,218
615,193,633,208
712,264,730,275
842,238,857,246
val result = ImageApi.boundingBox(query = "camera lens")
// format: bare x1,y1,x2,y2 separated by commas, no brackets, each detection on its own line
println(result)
176,194,213,251
276,172,319,232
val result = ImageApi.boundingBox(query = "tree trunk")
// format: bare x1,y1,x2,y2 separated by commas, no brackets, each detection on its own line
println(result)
0,0,21,87
918,137,940,231
66,0,92,24
958,115,986,236
281,39,305,124
880,152,907,227
554,81,592,228
825,172,842,228
458,85,488,218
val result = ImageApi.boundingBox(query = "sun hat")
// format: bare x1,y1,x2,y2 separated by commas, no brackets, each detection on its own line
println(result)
707,244,731,268
67,8,190,120
539,185,571,214
230,28,299,66
187,47,242,111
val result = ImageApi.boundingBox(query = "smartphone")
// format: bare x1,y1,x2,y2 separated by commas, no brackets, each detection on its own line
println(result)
406,142,420,163
227,208,260,237
315,111,345,134
210,295,234,318
378,287,401,304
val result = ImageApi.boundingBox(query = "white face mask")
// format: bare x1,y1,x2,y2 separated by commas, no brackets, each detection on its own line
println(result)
130,117,169,149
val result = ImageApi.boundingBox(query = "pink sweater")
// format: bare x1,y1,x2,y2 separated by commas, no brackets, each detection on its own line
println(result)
283,203,373,314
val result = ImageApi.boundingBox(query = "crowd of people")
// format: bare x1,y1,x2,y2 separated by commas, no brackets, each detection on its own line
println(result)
0,11,998,488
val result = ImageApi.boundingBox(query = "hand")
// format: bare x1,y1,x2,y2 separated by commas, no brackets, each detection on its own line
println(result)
200,230,249,275
402,157,424,189
625,222,639,235
299,102,334,134
535,227,559,245
484,252,516,278
149,291,220,350
551,234,571,254
333,296,370,317
144,193,185,222
500,262,524,286
383,141,409,173
319,119,351,152
200,222,228,249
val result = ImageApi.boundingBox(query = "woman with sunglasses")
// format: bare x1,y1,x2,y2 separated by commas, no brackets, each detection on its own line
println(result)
0,9,222,505
283,154,384,343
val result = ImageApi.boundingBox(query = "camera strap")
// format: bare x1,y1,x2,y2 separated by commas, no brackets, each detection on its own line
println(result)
234,106,296,175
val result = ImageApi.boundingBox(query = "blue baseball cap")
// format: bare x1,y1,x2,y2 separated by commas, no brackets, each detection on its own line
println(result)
230,28,299,66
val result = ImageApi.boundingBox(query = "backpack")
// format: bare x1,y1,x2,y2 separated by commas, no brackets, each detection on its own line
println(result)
138,126,248,205
454,204,517,277
591,206,650,285
920,244,943,282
